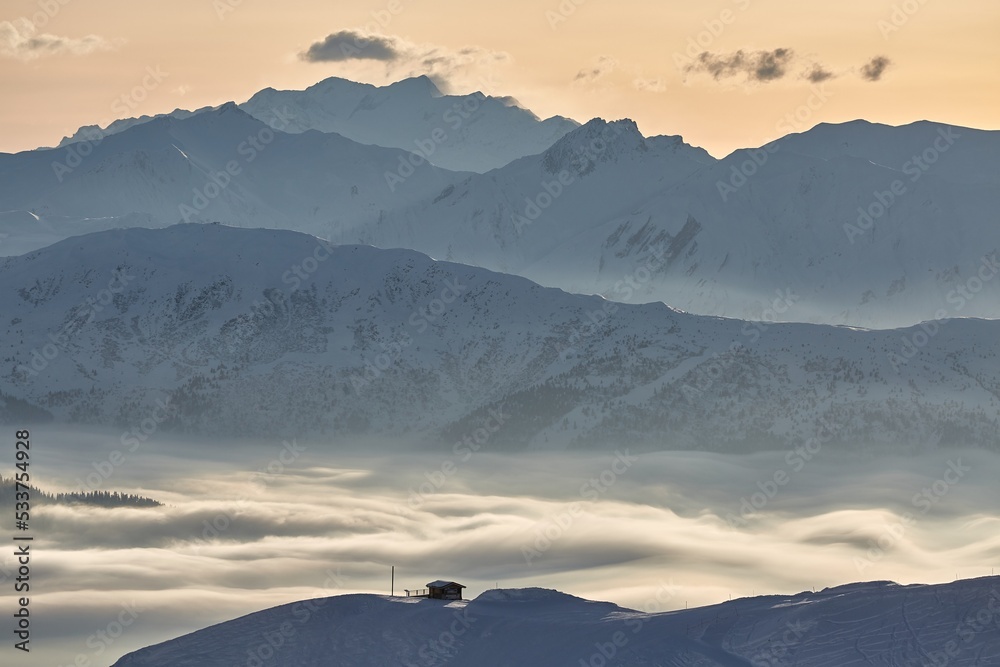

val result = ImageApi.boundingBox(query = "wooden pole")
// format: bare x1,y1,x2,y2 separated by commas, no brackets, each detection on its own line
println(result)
391,566,394,597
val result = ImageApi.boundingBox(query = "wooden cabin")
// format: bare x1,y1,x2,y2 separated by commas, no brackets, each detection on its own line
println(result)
427,580,466,600
404,579,467,599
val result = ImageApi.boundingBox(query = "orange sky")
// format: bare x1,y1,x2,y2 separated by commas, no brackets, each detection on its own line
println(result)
1,0,997,157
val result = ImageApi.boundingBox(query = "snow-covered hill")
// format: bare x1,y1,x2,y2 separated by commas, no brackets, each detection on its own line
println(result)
2,224,999,451
111,578,1000,666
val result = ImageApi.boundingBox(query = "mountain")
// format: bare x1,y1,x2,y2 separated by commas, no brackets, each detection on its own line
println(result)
8,75,1000,328
327,118,715,271
2,224,999,451
0,104,461,255
52,76,580,173
773,119,999,186
338,118,1000,328
111,578,1000,666
240,75,580,172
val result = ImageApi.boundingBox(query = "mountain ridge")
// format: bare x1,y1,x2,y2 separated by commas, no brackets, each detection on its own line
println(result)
3,224,999,451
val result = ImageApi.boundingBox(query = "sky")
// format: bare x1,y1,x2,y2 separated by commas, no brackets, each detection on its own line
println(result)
9,427,1000,666
1,0,998,157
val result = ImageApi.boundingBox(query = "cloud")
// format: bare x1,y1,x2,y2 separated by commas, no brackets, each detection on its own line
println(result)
299,30,401,63
633,77,667,93
804,64,835,83
24,427,1000,666
297,30,510,92
0,18,119,61
573,55,618,85
686,48,795,83
860,55,892,81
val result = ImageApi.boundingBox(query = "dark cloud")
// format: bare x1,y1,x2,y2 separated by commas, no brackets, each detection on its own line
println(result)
861,55,892,81
805,64,836,83
296,31,509,94
686,48,795,82
299,30,401,63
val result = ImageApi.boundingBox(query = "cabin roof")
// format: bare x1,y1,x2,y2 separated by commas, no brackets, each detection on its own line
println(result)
427,580,465,589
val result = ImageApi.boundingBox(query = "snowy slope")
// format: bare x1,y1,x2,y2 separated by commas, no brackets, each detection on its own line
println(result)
2,224,999,451
240,75,580,172
111,578,1000,666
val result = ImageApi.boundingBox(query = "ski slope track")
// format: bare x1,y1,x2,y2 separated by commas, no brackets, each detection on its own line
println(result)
111,577,1000,666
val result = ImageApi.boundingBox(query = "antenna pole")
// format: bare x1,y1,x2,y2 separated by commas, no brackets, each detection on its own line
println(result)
391,566,394,597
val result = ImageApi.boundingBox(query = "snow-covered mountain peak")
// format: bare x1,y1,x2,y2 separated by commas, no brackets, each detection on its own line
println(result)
303,75,375,94
214,100,242,114
238,76,579,172
385,74,444,97
540,118,647,175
